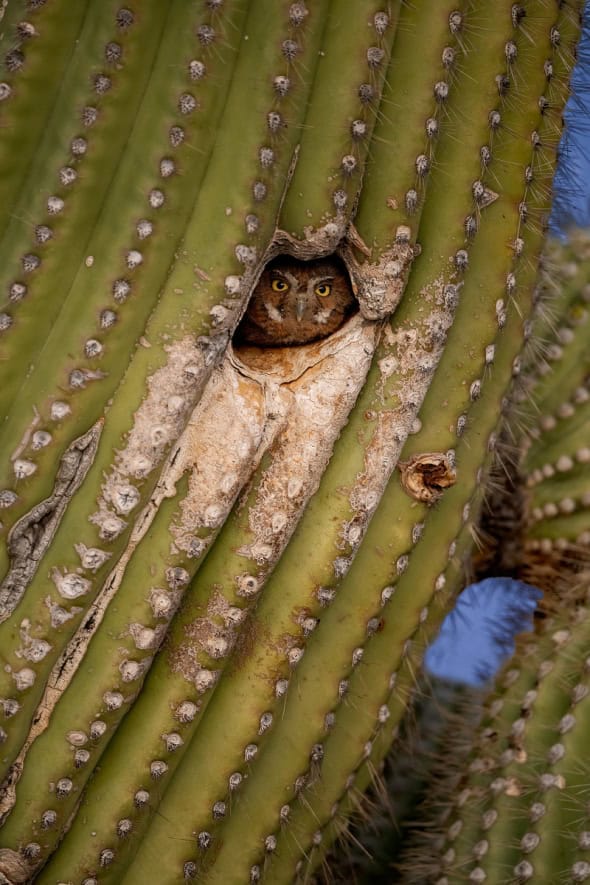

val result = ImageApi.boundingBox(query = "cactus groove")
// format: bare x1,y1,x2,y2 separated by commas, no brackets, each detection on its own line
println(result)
0,1,584,883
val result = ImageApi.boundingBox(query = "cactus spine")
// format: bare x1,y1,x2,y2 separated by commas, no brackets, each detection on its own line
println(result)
375,233,590,884
0,1,583,882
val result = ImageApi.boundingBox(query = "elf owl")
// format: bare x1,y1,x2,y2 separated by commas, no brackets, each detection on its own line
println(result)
235,256,357,346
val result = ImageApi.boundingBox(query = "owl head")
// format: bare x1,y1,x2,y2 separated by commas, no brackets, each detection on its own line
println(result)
235,255,357,347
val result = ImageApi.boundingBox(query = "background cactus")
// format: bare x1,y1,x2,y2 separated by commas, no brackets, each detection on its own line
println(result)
0,1,585,882
397,579,590,885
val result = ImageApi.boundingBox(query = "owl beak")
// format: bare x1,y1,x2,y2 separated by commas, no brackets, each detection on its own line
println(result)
295,294,306,322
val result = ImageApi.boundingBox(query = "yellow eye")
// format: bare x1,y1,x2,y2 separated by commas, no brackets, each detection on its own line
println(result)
315,283,331,297
271,278,289,293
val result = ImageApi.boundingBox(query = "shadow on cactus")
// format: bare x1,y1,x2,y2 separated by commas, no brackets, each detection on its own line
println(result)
0,1,585,883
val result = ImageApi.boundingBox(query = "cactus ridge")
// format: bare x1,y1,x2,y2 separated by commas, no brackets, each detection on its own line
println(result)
0,0,346,876
0,420,104,622
0,0,91,241
0,0,153,423
353,0,464,250
0,0,250,571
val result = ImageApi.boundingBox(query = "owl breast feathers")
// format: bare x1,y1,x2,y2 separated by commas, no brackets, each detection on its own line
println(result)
235,256,357,347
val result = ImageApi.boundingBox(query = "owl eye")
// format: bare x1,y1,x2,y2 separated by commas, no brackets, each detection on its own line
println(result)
271,278,289,293
315,283,331,297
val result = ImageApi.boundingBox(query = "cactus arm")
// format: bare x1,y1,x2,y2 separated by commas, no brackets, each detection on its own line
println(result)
520,233,590,555
428,628,562,884
518,240,590,552
521,236,590,425
525,313,590,420
472,631,586,882
532,696,590,883
428,608,590,885
526,407,590,478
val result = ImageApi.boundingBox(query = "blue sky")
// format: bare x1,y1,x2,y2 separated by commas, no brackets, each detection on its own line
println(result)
426,6,589,686
550,4,590,232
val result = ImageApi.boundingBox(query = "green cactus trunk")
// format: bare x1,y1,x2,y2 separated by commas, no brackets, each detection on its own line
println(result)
0,1,583,883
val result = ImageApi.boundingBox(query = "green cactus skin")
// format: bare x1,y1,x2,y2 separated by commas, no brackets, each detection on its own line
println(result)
0,1,168,419
83,1,584,875
370,180,590,885
121,0,556,881
0,0,583,882
16,3,404,876
277,1,399,245
518,233,590,559
0,1,173,557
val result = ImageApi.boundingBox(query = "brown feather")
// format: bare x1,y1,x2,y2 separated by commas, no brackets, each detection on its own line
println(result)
235,256,357,347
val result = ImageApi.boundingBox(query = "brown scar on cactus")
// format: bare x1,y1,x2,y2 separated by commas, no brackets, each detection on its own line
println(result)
398,452,457,503
0,420,104,621
0,847,28,884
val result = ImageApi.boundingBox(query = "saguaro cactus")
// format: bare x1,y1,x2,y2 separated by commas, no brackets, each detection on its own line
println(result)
0,1,583,882
399,580,590,885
